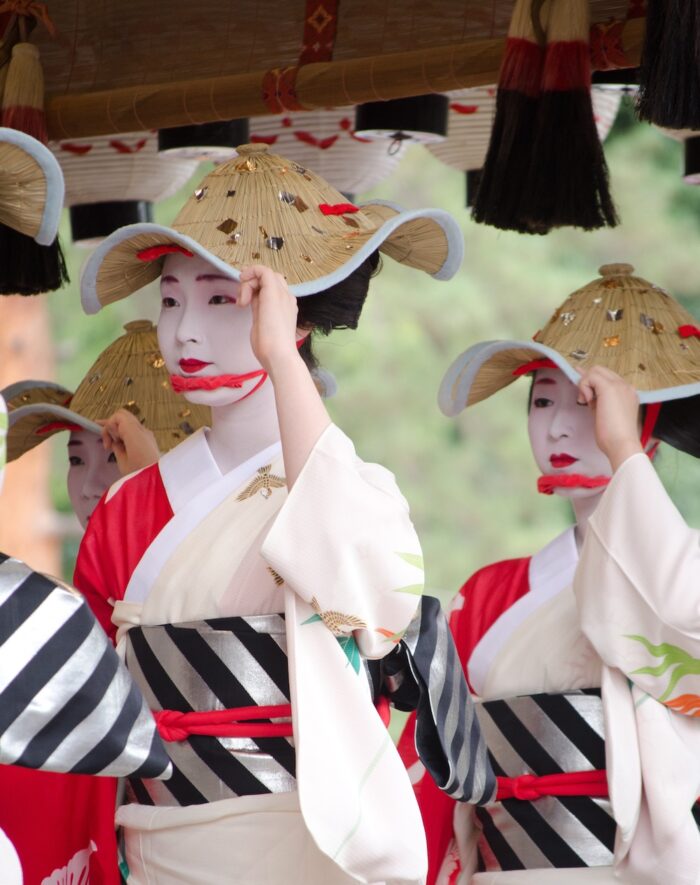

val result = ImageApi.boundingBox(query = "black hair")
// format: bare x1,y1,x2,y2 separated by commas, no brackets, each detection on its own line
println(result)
654,394,700,458
295,251,381,370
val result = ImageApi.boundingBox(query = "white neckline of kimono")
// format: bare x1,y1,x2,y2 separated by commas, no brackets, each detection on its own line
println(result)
160,428,283,514
468,525,579,697
122,431,284,605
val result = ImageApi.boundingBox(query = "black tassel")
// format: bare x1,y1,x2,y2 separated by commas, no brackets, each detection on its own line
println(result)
0,225,68,296
637,0,700,129
519,91,618,230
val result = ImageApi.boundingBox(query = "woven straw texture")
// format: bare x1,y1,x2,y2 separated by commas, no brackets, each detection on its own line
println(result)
38,1,639,139
93,143,450,306
51,131,199,206
0,140,47,239
6,321,210,460
464,263,700,406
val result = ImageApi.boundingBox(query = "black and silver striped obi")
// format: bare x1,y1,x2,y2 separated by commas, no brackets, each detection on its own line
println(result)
474,690,616,871
123,614,296,807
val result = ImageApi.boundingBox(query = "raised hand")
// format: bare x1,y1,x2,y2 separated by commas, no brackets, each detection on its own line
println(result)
577,366,643,471
237,265,303,376
98,409,161,476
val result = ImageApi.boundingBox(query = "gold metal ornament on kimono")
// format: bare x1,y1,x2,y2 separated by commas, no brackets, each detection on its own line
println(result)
439,263,700,415
80,142,464,314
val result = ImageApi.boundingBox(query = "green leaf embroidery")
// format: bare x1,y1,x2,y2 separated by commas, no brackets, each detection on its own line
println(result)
396,551,424,570
392,583,424,596
336,634,362,674
301,613,323,626
627,634,700,701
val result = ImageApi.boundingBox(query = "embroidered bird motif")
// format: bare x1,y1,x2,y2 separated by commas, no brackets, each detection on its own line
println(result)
310,596,367,636
236,465,286,501
267,567,284,587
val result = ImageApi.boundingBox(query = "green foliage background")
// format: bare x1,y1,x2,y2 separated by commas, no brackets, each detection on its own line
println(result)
50,98,700,600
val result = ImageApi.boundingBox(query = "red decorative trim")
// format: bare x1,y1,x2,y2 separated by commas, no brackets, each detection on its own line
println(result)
155,704,293,741
35,421,82,435
679,324,700,339
250,134,278,145
262,66,303,113
641,401,661,448
590,20,629,71
299,0,339,65
109,137,148,154
512,358,558,377
537,473,610,494
541,42,591,92
319,202,359,215
496,769,608,801
59,142,93,155
294,131,339,150
375,694,391,729
137,244,194,262
499,38,545,98
450,103,479,115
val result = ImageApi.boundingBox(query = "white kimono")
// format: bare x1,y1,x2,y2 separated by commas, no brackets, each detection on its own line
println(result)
575,453,700,885
75,424,428,884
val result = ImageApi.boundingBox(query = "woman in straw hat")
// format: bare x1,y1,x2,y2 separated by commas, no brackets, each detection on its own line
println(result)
3,319,209,528
71,142,486,884
399,263,700,885
570,364,700,884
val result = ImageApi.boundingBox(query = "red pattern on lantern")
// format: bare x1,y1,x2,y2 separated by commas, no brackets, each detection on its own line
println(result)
294,131,339,150
109,138,148,154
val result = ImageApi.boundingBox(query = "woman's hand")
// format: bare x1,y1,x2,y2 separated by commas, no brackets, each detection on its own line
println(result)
237,265,304,376
577,366,643,471
98,409,161,476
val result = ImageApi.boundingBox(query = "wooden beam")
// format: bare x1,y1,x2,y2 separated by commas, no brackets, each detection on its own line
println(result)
45,17,644,140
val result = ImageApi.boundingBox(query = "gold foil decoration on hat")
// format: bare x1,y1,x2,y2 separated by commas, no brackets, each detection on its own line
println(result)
560,311,576,326
603,335,621,347
217,219,238,235
607,308,623,321
194,186,208,201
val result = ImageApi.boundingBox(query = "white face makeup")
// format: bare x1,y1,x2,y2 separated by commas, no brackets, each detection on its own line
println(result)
157,252,260,407
66,430,121,528
527,367,612,499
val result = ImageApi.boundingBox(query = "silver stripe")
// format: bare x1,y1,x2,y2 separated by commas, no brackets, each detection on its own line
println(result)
511,697,594,774
199,631,288,707
0,588,81,694
476,704,532,777
536,797,614,867
1,619,114,760
481,804,554,869
0,558,35,607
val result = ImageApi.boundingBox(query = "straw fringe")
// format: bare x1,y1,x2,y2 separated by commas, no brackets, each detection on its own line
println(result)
0,143,48,239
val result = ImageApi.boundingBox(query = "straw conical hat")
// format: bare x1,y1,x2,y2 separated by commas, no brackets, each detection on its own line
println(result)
439,263,700,416
81,142,463,314
0,127,64,245
4,320,210,461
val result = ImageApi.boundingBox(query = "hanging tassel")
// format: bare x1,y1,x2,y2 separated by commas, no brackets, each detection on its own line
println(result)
0,39,68,295
518,0,618,231
637,0,700,129
471,0,549,232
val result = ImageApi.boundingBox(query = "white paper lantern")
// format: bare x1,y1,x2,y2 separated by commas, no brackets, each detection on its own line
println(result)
248,109,408,196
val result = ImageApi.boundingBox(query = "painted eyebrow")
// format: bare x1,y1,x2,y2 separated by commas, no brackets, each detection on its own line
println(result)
160,273,235,285
67,439,83,447
533,378,557,386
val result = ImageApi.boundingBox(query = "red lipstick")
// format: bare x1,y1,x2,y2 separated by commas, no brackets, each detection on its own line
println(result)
179,358,211,374
550,453,578,468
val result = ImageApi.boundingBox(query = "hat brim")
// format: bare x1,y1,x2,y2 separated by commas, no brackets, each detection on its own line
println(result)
3,380,101,462
438,339,700,417
0,128,64,245
81,201,464,314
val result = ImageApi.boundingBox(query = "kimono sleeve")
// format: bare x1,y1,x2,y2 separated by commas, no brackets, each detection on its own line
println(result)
261,423,423,659
575,452,700,716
